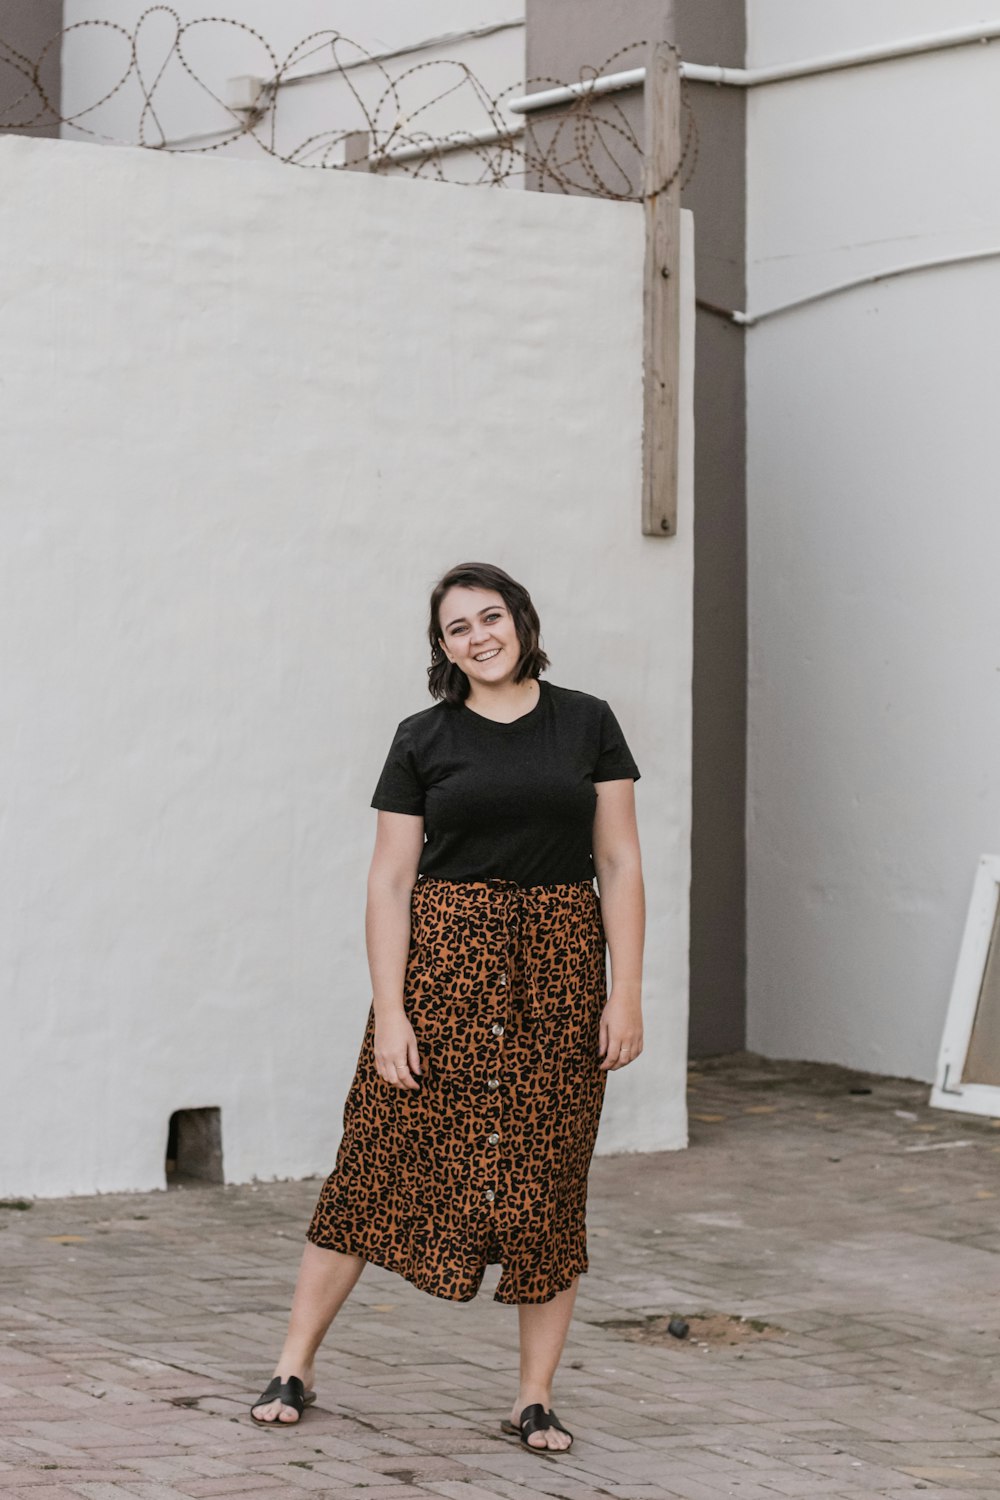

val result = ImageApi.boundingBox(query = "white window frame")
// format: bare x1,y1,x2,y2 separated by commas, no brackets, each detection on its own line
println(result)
931,854,1000,1118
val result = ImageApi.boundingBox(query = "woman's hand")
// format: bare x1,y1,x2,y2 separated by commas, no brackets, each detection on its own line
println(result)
598,991,644,1071
593,781,644,1074
374,1009,423,1089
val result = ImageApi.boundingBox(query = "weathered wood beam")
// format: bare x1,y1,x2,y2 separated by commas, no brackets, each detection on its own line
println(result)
642,43,682,537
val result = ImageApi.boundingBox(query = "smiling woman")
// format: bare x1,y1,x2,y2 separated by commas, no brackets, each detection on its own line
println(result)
429,564,549,709
251,561,645,1456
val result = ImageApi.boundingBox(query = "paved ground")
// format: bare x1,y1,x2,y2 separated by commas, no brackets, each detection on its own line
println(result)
3,1052,1000,1500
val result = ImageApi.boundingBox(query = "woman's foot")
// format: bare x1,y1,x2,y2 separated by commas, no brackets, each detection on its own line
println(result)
251,1366,316,1424
508,1395,573,1451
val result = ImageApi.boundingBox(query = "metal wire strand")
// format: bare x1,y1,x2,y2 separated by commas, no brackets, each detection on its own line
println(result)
1,11,697,200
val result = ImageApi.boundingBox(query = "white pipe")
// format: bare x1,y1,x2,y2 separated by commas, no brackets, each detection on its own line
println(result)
727,246,1000,327
507,21,1000,112
507,67,645,114
114,120,524,160
693,22,1000,87
383,121,525,165
272,19,525,92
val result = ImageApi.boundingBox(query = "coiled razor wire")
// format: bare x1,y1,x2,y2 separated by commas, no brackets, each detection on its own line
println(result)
0,10,698,199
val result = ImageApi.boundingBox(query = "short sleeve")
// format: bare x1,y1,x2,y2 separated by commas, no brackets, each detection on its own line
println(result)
592,700,641,783
370,720,426,815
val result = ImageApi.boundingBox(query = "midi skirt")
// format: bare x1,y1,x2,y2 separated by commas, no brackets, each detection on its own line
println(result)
306,875,609,1304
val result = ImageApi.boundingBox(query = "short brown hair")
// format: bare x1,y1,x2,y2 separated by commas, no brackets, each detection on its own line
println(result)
427,562,550,705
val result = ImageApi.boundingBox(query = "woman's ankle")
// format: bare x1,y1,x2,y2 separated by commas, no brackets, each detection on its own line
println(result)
274,1352,316,1382
515,1385,553,1411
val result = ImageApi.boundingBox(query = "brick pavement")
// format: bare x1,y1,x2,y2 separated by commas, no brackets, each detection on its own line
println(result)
2,1053,1000,1499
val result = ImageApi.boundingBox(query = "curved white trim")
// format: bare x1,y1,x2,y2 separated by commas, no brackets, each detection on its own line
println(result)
733,247,1000,326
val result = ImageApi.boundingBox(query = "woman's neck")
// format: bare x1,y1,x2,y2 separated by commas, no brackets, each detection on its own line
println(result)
464,677,540,724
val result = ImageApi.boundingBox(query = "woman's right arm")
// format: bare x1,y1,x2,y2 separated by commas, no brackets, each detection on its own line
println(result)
366,809,425,1090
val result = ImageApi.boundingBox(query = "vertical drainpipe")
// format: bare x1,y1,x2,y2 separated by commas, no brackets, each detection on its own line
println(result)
524,0,748,1058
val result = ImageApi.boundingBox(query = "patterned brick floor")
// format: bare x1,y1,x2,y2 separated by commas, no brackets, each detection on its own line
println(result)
3,1053,1000,1499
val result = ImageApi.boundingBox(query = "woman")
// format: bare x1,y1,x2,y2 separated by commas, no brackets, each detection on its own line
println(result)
251,561,645,1455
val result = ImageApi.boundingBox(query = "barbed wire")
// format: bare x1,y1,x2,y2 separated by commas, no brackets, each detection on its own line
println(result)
0,9,698,199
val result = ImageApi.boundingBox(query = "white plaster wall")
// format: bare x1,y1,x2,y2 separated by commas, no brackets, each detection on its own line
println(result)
746,2,1000,1077
0,136,694,1197
60,1,525,168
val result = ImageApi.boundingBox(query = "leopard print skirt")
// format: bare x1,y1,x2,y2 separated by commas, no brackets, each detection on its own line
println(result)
306,875,608,1304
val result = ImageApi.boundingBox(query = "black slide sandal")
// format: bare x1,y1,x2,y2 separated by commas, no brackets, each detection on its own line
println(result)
250,1375,317,1426
500,1402,573,1453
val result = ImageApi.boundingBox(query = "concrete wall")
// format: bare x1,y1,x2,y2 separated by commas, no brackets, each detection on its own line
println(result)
525,0,747,1057
0,0,63,139
745,1,1000,1079
60,0,524,167
0,135,695,1197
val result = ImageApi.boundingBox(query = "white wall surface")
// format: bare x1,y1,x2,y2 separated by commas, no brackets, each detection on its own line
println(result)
746,2,1000,1078
0,135,694,1197
60,0,525,173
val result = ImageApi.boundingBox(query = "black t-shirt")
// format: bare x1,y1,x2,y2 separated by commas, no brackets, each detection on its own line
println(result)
370,679,640,886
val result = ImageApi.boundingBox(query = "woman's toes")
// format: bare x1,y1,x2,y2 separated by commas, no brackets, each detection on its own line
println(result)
253,1398,301,1424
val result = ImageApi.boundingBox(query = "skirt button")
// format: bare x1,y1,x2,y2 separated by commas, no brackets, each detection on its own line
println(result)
487,1078,500,1091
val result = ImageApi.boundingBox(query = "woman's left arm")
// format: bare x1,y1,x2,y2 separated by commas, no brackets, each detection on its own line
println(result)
592,779,645,1071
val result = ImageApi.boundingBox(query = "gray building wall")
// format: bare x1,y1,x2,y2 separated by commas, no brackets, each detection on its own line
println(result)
0,1,63,139
525,0,747,1057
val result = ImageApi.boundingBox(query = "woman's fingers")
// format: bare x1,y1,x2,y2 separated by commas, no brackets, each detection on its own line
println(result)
376,1053,421,1089
406,1036,423,1079
599,1035,644,1071
390,1063,418,1089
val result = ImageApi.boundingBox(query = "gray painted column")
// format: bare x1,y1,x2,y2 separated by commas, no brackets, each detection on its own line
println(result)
525,0,747,1057
0,1,63,140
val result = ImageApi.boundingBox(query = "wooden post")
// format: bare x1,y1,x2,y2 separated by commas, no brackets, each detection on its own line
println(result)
642,43,682,537
343,131,371,171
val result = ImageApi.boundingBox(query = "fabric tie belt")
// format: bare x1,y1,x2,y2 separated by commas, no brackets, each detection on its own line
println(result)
481,877,545,1020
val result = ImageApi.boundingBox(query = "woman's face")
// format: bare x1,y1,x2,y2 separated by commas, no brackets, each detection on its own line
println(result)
437,586,522,689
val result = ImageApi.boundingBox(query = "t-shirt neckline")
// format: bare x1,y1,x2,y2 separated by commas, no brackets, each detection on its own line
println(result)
459,677,548,732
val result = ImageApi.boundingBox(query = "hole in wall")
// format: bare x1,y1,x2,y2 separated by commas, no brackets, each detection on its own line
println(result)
165,1107,224,1187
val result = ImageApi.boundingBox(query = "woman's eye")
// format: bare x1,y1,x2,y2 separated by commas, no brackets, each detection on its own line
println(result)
449,612,501,635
